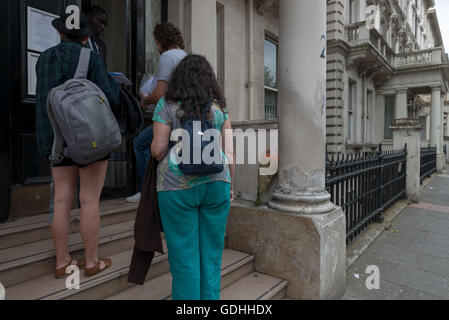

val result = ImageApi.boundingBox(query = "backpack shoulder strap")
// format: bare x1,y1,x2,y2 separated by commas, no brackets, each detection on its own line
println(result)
46,92,65,165
74,47,92,80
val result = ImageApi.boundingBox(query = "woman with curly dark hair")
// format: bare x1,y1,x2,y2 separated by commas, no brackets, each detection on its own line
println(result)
151,55,235,300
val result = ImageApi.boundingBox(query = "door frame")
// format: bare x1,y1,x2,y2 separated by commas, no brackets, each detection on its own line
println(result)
0,0,15,222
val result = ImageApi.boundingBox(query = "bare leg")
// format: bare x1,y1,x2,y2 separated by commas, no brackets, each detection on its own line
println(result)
79,161,108,269
51,166,78,269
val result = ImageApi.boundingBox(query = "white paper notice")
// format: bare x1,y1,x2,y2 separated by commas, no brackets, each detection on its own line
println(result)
140,76,158,97
27,7,60,53
27,52,40,96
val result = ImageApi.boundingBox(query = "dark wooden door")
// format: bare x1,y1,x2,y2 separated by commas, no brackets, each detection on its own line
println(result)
9,0,81,219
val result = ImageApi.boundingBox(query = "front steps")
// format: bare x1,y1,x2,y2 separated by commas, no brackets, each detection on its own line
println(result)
0,199,288,300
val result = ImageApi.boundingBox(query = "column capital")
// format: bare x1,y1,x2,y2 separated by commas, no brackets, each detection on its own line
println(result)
430,86,442,92
395,88,409,94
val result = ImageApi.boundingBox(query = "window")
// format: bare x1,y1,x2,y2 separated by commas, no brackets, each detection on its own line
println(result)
348,81,356,143
384,96,395,140
264,37,278,119
419,116,427,140
366,90,373,143
349,0,357,24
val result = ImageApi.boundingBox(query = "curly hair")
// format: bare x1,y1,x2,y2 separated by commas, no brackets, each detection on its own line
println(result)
166,55,227,123
154,22,185,52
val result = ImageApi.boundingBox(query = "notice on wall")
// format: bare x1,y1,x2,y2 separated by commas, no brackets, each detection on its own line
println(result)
27,52,40,96
27,7,59,53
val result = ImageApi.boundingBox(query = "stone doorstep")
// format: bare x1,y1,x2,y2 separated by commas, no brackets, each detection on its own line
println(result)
0,199,138,248
106,249,258,300
220,273,288,301
346,173,436,270
4,246,165,300
0,220,136,288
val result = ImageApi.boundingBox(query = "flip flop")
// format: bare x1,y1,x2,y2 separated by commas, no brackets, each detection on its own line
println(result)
84,258,112,277
55,259,86,279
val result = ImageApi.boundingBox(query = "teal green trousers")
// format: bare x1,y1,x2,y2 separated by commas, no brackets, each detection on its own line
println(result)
158,181,231,300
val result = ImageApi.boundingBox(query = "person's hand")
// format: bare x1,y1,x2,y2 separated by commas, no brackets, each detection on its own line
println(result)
230,188,235,202
140,95,148,111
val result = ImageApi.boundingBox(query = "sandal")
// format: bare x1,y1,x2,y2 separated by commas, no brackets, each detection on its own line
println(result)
55,259,86,279
84,258,112,277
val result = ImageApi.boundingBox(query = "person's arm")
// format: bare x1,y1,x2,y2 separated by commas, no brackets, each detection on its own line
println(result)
142,80,168,109
90,52,120,109
222,119,235,201
142,53,174,110
151,98,172,161
151,121,172,161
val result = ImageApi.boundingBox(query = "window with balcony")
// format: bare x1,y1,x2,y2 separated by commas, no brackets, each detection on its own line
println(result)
264,37,278,120
366,90,373,143
348,80,356,143
419,116,427,140
349,0,357,24
384,95,395,140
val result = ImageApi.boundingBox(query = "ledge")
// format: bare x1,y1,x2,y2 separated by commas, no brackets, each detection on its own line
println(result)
231,119,279,129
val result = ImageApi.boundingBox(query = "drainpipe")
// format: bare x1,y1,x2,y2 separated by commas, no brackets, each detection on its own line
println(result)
246,0,254,120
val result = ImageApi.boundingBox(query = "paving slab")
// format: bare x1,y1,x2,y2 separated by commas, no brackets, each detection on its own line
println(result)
345,173,449,300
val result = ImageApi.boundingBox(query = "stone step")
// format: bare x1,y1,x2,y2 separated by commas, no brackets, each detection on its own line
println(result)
220,272,288,300
4,245,164,300
107,249,256,300
0,199,137,250
5,248,252,300
0,220,136,288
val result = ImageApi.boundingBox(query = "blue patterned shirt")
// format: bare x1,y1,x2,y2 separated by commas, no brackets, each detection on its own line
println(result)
152,98,231,192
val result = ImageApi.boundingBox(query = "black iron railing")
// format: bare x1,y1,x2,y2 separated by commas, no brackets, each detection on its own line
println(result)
326,144,407,242
420,145,437,183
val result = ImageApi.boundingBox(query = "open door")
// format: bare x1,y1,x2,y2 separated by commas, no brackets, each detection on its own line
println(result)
82,0,151,199
9,0,160,219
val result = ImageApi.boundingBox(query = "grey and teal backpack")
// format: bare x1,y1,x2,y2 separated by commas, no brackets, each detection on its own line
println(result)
47,48,122,166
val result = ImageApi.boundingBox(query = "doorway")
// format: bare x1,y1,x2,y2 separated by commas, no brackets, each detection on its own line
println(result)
9,0,160,219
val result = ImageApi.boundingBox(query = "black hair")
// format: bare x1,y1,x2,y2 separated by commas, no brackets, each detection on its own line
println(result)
60,32,86,43
87,5,107,18
166,55,227,123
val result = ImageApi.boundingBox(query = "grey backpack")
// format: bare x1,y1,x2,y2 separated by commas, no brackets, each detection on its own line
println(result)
47,48,122,166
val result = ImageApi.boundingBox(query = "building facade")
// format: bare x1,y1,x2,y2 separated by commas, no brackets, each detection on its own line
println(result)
2,0,448,220
326,0,449,155
5,0,449,300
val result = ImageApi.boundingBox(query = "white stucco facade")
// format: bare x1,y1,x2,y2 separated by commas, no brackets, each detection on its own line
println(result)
162,0,449,200
327,0,449,155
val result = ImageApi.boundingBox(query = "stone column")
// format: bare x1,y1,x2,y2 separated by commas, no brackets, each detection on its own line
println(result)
442,94,448,167
446,113,449,138
391,119,423,203
430,87,445,171
185,0,217,72
441,95,444,150
395,89,408,119
228,0,345,301
430,87,442,151
265,0,345,299
268,0,334,215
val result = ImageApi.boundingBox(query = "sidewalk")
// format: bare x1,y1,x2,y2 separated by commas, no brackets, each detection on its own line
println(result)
344,172,449,300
